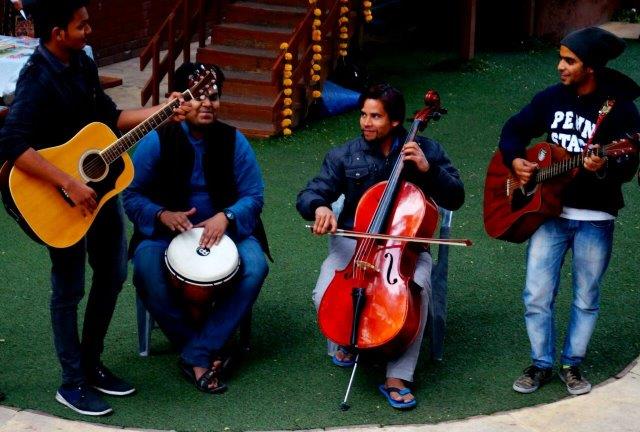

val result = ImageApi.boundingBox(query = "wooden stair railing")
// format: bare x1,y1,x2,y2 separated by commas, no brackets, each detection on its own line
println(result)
139,0,227,106
271,0,354,132
141,0,360,137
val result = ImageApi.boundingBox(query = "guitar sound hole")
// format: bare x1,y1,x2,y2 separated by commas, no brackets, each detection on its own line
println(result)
511,187,533,211
80,152,108,182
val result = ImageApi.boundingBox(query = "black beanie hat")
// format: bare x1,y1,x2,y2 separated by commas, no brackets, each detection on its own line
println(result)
560,27,626,69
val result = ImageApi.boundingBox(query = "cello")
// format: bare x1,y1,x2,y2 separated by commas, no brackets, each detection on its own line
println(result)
316,90,463,409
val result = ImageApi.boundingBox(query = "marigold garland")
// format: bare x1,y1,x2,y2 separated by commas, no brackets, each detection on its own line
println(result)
338,0,350,57
309,0,323,100
363,0,373,22
280,42,293,136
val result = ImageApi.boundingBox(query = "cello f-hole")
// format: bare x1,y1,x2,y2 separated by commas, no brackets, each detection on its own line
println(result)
384,252,398,285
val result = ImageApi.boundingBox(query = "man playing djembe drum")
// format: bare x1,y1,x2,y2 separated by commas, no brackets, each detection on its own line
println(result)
122,62,269,394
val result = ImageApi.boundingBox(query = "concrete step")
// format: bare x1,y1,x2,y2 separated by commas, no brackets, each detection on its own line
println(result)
599,22,640,39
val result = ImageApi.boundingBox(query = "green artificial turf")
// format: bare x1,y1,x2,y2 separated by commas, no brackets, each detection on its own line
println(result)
1,41,640,431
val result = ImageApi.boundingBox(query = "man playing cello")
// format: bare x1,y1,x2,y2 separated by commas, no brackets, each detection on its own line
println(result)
297,83,464,409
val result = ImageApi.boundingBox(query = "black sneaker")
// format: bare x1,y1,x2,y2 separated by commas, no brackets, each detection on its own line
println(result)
87,364,136,396
559,365,592,395
513,365,554,393
55,385,113,416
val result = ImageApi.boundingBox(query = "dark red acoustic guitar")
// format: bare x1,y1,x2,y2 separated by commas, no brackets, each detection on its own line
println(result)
483,137,638,243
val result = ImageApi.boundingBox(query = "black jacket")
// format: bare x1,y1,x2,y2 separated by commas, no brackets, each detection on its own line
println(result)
296,130,464,230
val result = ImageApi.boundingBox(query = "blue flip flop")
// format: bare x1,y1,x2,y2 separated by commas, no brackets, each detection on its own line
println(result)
378,384,417,410
331,346,355,367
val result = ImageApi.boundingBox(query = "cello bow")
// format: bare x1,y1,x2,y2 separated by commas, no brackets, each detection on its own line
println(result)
305,225,472,247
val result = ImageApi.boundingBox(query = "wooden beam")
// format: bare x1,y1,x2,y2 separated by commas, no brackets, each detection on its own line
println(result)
460,0,477,60
524,0,536,37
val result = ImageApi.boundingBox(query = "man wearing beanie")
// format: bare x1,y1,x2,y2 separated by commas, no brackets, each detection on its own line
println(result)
498,27,640,395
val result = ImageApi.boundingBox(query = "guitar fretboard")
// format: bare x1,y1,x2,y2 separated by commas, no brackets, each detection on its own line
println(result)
100,90,193,164
535,146,606,183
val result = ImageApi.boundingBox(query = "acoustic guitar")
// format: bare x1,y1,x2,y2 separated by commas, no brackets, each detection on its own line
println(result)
483,137,638,243
0,65,217,248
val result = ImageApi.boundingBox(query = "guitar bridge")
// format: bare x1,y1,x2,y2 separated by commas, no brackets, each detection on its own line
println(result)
506,177,520,197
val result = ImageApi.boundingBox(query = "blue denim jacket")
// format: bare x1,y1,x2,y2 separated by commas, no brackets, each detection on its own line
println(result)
0,43,120,162
296,131,465,229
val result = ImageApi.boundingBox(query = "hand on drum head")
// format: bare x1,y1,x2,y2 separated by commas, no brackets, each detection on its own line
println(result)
194,212,229,248
158,207,196,232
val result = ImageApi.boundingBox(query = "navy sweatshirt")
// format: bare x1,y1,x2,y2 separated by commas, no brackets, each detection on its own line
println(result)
498,69,640,216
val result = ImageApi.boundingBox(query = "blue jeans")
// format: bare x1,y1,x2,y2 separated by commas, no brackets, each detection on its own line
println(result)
523,217,614,369
48,199,128,386
133,235,268,368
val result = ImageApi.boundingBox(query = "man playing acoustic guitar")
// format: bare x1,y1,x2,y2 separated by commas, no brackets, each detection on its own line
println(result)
0,0,189,416
499,27,640,395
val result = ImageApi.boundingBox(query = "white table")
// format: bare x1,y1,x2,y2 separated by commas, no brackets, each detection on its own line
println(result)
0,35,94,103
0,35,38,102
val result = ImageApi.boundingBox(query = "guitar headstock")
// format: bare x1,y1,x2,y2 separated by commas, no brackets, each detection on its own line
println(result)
184,65,219,102
604,134,640,157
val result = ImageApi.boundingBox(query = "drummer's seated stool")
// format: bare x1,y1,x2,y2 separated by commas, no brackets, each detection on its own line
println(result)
136,295,253,357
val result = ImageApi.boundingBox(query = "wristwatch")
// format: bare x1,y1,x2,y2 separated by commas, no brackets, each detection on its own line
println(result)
223,208,235,223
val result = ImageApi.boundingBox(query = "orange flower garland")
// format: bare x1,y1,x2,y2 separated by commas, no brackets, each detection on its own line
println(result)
338,0,349,57
309,0,323,99
363,0,373,23
280,42,293,136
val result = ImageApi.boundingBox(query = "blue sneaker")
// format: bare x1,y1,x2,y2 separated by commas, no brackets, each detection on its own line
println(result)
55,385,113,416
87,364,136,396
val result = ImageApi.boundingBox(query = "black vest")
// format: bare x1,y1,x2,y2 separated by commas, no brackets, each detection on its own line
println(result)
129,121,271,260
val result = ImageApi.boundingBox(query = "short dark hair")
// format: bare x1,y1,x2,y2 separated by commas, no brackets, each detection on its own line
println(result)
174,62,225,97
32,0,90,42
358,83,405,124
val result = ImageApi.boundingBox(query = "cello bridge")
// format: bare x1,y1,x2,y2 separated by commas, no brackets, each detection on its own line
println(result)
355,260,379,273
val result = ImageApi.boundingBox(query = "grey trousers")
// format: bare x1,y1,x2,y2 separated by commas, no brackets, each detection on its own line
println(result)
312,236,431,382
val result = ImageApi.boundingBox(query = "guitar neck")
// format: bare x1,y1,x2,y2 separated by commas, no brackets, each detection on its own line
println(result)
535,146,604,183
100,90,193,164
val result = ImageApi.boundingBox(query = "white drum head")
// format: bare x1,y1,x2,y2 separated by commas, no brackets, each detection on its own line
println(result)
165,228,240,286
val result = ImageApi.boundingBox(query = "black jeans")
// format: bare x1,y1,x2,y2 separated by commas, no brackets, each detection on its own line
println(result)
48,198,128,386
